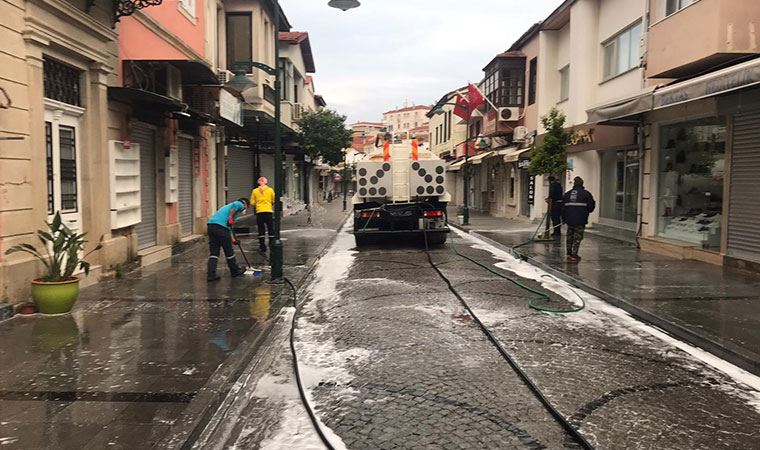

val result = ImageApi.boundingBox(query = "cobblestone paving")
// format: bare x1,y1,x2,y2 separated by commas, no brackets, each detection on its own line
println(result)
202,226,760,449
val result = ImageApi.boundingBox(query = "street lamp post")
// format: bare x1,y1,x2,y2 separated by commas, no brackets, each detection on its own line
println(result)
227,0,360,282
342,152,348,211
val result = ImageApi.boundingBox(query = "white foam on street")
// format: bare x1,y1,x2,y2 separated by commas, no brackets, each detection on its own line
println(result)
452,227,760,412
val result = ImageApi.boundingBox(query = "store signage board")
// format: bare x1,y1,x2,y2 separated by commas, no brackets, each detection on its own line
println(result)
528,176,535,206
518,159,530,169
654,61,760,109
219,90,243,126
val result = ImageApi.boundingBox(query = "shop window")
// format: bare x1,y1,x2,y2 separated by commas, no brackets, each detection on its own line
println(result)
559,65,570,102
666,0,697,16
658,118,726,250
226,13,252,71
603,21,642,80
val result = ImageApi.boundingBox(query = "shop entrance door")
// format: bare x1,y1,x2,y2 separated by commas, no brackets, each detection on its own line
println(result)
600,148,639,229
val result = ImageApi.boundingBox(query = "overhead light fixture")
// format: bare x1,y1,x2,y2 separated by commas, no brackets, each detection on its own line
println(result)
225,69,257,94
328,0,360,11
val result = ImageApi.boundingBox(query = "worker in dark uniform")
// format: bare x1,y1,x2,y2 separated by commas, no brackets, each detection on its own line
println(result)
561,176,596,263
207,198,249,281
547,176,564,237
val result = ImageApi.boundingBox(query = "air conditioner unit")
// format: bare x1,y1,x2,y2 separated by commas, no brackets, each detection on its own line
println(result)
293,103,304,120
166,65,183,101
217,69,234,85
497,107,520,122
513,126,529,142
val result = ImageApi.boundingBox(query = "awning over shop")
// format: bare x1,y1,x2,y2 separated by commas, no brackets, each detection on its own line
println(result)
447,160,465,172
108,87,186,112
586,87,655,124
502,147,532,162
468,151,493,165
653,57,760,110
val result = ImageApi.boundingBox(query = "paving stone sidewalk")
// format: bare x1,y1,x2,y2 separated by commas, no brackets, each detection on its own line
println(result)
448,207,760,377
0,201,348,449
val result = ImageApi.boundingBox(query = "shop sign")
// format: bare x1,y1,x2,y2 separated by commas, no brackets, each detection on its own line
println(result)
518,159,530,169
654,61,760,108
570,128,595,146
527,176,535,205
219,89,243,126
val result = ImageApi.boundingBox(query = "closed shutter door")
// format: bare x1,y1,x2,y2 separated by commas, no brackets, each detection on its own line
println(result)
133,123,157,249
226,146,254,203
728,111,760,262
178,137,194,237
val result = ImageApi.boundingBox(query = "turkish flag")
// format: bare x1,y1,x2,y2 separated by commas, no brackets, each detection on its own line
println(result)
453,95,471,121
467,83,485,111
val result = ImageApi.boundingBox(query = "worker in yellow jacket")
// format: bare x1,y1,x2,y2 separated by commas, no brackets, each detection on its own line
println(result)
250,176,276,253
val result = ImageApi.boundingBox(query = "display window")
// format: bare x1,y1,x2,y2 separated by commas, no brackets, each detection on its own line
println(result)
657,118,726,250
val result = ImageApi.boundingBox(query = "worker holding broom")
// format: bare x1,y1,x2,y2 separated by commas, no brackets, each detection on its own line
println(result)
206,198,249,281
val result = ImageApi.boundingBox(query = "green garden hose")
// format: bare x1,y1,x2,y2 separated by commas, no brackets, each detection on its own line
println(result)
450,232,586,314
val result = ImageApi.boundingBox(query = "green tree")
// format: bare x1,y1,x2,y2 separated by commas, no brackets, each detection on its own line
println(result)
296,109,353,166
529,107,571,176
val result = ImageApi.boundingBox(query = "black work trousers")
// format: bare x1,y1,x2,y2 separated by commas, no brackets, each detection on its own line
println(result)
550,201,563,236
207,224,241,276
257,212,274,251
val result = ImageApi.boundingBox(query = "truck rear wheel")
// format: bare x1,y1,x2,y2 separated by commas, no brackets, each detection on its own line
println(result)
424,233,447,246
355,234,376,246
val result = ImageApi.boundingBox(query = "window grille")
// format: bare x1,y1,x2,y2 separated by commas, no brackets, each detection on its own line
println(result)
45,122,54,214
43,58,81,106
59,126,78,211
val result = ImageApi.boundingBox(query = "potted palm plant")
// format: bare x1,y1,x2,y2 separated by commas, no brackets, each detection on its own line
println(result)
5,212,102,315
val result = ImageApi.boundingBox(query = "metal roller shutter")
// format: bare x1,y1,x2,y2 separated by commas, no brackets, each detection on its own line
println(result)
133,123,157,249
178,137,194,237
728,111,760,262
226,146,255,204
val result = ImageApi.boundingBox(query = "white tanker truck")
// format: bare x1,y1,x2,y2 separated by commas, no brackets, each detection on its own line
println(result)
352,138,451,246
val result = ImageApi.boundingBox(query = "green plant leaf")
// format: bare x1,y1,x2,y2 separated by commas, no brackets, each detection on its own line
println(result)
51,212,62,233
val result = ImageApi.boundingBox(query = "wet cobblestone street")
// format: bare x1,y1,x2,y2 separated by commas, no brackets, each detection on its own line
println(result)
207,224,760,449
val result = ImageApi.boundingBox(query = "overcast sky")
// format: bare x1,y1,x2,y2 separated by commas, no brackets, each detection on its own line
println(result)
279,0,561,125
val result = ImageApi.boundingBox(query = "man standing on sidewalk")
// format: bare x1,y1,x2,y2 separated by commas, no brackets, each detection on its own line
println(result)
562,176,596,263
207,198,249,281
547,176,564,237
251,177,275,253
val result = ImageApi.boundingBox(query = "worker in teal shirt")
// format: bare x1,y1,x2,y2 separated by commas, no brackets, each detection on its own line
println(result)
207,198,249,281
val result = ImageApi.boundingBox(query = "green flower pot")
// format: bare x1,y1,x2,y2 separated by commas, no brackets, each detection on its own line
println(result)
31,278,80,315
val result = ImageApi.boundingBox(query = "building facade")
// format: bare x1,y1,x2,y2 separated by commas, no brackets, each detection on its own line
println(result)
382,105,431,140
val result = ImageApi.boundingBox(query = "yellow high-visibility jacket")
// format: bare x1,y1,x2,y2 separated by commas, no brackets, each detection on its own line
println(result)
250,186,275,214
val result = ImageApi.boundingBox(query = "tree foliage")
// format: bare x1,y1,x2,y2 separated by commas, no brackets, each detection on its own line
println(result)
529,107,571,176
295,109,353,166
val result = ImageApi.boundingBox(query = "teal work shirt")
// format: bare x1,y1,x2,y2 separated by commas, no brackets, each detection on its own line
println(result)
208,201,245,230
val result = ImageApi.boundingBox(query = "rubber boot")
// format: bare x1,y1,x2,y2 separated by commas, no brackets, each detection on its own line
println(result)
207,257,221,282
227,255,245,277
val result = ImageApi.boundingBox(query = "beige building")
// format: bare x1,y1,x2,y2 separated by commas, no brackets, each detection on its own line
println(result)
1,0,122,303
382,105,430,139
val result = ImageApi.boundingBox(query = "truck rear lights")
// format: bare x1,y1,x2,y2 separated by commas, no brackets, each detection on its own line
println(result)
423,210,444,218
359,211,379,219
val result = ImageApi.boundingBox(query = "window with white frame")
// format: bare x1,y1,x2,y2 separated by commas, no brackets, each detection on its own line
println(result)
666,0,697,16
559,65,570,102
179,0,195,17
603,21,642,80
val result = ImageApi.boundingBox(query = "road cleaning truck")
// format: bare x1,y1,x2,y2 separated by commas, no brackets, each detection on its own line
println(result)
352,138,451,246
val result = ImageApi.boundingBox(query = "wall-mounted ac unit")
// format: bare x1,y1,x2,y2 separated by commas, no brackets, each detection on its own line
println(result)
497,107,520,122
166,65,183,101
513,126,528,142
217,69,234,85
